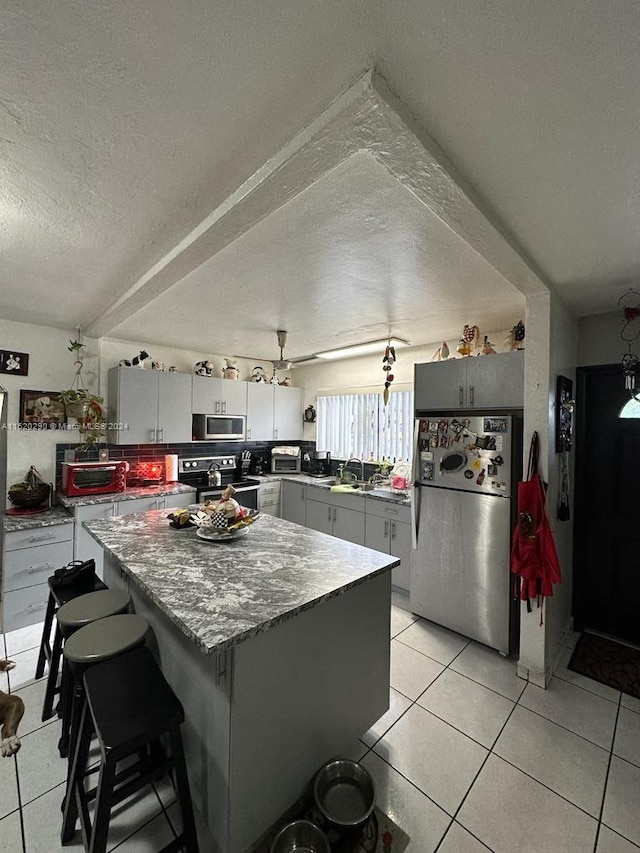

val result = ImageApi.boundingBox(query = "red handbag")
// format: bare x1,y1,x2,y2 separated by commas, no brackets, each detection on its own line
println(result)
510,433,562,620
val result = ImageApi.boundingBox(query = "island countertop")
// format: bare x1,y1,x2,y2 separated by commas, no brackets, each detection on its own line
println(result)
84,510,398,657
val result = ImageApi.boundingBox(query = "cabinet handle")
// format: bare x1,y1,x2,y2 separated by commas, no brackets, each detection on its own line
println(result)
247,427,252,439
26,562,56,575
27,532,57,544
469,385,475,406
150,427,156,442
459,385,464,406
384,520,389,538
391,522,396,539
333,508,337,523
18,601,47,618
328,506,332,522
274,428,278,439
157,427,164,442
221,401,227,414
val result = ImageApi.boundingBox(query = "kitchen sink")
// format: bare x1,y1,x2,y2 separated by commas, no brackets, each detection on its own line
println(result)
367,488,408,501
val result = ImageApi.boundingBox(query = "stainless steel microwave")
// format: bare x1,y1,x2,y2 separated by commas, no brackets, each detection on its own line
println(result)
192,413,246,441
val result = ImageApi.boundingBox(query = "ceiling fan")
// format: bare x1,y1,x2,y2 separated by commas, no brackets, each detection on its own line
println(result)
272,330,292,370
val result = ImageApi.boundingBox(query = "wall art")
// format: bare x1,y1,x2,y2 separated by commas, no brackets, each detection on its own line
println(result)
0,349,29,376
19,390,66,428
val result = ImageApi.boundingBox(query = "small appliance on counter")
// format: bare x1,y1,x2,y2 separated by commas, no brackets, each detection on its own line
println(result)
126,460,164,487
308,450,331,478
271,446,301,474
61,460,128,497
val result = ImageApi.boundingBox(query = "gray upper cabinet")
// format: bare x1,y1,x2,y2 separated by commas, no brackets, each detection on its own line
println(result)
274,386,303,441
414,350,524,411
192,376,247,415
246,383,275,441
108,367,192,444
246,384,303,441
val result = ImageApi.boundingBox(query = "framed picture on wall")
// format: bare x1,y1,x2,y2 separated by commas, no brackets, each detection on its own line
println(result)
19,390,66,428
0,349,29,376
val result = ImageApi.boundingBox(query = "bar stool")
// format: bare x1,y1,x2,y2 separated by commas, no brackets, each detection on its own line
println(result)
38,565,108,722
62,646,199,853
55,590,132,757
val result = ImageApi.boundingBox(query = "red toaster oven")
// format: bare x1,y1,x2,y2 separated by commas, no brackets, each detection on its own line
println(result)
61,461,128,497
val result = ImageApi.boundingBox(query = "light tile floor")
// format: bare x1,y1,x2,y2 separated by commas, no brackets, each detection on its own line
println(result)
2,595,640,852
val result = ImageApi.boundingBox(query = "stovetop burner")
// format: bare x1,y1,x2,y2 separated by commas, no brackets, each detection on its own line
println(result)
177,455,258,489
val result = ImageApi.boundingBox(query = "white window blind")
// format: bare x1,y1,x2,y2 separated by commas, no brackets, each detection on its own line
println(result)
316,390,414,462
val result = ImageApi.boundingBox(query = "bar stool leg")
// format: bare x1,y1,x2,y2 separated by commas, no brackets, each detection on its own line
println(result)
61,699,92,843
42,626,64,722
35,591,56,679
88,756,117,853
169,728,199,853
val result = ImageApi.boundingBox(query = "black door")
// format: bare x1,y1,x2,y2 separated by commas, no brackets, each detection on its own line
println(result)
573,364,640,643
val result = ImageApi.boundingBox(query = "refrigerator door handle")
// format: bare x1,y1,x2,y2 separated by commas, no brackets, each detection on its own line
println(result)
410,483,420,549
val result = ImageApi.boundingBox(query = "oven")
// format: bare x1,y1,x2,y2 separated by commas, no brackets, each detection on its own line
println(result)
177,454,260,509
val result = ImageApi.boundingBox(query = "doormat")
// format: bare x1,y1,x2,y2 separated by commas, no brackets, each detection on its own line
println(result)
568,632,640,699
250,802,410,853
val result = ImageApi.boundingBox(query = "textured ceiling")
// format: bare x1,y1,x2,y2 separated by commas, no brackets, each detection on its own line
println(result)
1,0,638,358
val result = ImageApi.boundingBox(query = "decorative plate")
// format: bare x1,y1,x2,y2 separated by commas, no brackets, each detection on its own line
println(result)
196,526,250,542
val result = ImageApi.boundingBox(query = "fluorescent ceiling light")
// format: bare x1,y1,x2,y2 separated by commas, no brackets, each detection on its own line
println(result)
315,338,410,360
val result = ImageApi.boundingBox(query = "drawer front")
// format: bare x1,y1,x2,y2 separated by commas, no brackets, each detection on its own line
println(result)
365,500,411,524
3,582,50,633
4,523,73,552
163,491,196,509
260,483,282,500
4,540,74,592
118,497,158,515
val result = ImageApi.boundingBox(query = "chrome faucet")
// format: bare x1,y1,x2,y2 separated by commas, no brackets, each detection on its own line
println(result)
342,457,364,483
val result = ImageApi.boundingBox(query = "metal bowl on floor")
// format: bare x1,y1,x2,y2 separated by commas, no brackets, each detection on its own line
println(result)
270,819,330,853
313,759,376,830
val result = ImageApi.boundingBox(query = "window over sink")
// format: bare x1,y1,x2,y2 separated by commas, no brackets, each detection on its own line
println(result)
316,390,413,463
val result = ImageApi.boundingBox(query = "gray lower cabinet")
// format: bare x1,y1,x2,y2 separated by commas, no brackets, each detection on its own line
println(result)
74,502,116,576
3,524,74,632
280,481,306,526
414,350,524,411
364,502,412,592
258,481,281,516
305,492,365,546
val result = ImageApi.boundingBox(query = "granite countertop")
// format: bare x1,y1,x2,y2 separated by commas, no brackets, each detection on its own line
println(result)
57,482,197,509
3,505,74,534
84,510,398,657
258,474,411,506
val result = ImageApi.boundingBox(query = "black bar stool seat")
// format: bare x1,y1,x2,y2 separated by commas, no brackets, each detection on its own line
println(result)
38,565,108,721
62,646,199,853
55,590,132,756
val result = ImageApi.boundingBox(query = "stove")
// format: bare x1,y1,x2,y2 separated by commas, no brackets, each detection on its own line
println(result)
177,455,260,507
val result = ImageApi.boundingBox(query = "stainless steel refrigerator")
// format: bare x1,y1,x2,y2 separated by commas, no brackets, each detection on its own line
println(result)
410,413,522,654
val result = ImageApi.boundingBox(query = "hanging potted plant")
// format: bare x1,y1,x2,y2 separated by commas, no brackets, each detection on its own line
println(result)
59,337,105,450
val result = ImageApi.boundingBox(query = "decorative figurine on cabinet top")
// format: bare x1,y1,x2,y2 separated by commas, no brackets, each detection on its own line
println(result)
505,320,526,351
194,360,215,377
456,325,480,357
250,366,268,383
222,358,239,380
119,350,150,368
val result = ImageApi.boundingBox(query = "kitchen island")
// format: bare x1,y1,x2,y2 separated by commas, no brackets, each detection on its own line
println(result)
84,509,397,853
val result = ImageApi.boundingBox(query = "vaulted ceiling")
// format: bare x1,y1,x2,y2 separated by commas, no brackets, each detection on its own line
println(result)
2,1,638,361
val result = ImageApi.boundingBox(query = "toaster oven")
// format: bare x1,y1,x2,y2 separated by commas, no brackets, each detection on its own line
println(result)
271,450,302,474
61,461,128,497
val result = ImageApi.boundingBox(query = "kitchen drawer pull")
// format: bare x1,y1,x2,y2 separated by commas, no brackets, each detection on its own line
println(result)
27,532,57,544
25,562,56,575
19,602,47,618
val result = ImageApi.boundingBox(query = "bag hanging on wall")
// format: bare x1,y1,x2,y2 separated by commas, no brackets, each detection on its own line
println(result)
510,432,562,622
